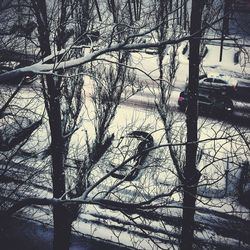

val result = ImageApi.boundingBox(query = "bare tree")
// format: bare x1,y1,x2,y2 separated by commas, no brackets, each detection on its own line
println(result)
0,1,249,250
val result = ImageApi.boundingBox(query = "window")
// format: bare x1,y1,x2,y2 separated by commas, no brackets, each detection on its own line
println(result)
198,96,211,103
203,78,213,83
214,78,227,84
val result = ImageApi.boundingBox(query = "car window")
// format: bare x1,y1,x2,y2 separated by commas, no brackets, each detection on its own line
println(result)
214,78,227,84
199,96,211,103
203,78,213,83
199,87,211,95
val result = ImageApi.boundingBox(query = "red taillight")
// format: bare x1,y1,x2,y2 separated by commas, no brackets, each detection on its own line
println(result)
178,96,185,102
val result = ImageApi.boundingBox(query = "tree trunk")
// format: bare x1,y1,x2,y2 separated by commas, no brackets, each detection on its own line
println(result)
31,1,71,249
180,1,203,250
46,75,70,250
183,0,187,30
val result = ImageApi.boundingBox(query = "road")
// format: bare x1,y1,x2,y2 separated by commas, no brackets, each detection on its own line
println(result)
119,79,250,128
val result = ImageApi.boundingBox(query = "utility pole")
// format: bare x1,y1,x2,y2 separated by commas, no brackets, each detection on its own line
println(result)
219,0,231,61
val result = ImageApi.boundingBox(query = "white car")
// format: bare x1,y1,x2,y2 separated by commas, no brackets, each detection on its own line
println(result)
199,75,238,91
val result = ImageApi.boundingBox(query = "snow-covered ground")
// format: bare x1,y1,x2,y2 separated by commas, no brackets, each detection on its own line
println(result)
130,41,250,84
0,42,250,249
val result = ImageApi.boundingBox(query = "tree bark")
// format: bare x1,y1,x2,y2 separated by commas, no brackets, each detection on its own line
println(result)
31,1,70,249
180,1,203,250
183,0,187,30
46,74,71,250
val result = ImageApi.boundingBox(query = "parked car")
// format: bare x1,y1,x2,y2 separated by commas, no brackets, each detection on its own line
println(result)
233,80,250,102
199,75,238,93
178,87,234,116
108,131,154,181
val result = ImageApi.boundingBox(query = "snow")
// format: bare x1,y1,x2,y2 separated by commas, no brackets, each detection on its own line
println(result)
1,41,250,249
